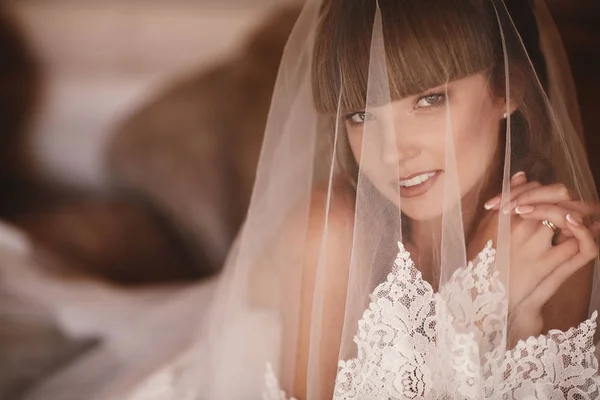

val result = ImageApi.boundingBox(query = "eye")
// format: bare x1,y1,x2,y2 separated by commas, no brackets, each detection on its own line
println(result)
415,93,446,109
345,111,374,126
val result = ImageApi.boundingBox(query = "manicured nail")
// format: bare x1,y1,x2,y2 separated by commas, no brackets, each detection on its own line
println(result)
484,197,500,210
502,200,518,214
515,205,534,214
511,171,526,182
566,214,581,227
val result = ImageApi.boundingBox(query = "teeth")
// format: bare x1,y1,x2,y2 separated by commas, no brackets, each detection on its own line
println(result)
399,172,436,187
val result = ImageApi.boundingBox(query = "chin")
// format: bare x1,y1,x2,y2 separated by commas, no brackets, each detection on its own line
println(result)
399,199,444,221
398,175,470,221
375,187,444,221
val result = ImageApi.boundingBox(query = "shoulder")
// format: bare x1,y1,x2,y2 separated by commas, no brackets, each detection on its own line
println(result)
304,183,355,252
285,183,355,398
279,181,356,283
296,183,355,311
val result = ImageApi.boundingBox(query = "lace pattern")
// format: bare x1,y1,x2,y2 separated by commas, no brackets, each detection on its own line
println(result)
263,363,298,400
266,241,600,399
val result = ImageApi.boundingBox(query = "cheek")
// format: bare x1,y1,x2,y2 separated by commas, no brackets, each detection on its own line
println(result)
452,115,501,186
347,132,380,171
347,133,362,163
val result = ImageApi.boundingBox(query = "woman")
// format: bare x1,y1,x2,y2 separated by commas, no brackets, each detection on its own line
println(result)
22,0,600,399
228,0,600,398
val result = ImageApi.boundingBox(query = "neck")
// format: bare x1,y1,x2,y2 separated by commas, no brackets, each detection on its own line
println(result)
409,161,503,265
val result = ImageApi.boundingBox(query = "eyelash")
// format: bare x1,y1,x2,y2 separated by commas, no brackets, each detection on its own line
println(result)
414,93,446,110
343,93,447,127
343,112,371,127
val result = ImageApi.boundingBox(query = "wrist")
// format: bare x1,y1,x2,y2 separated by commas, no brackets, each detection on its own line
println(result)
508,307,543,347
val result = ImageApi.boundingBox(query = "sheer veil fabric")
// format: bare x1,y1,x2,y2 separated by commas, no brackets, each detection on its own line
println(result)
23,1,600,399
204,0,600,397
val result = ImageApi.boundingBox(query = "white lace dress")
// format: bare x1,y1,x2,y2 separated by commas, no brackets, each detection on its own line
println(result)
129,242,600,399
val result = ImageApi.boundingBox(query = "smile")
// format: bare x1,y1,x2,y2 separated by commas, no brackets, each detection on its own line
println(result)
399,172,437,187
392,170,441,199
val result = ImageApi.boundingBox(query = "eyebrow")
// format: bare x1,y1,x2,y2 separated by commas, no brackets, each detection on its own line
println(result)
413,82,450,97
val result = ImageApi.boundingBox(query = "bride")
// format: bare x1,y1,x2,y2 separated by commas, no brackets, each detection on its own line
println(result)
24,0,600,399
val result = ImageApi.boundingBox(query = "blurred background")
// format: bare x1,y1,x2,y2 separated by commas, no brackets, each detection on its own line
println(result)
12,0,279,190
1,0,299,285
1,1,299,398
0,0,598,398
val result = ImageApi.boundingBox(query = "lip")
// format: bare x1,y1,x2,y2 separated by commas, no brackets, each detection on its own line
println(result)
391,170,442,199
398,170,440,181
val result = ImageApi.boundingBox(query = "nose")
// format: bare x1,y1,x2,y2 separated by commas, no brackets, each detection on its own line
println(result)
379,122,420,166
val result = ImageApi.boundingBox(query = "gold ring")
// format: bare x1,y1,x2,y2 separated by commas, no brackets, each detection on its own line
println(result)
542,220,560,235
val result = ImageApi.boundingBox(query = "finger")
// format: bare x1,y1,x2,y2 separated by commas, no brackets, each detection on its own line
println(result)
510,171,527,187
510,216,543,244
564,214,599,264
545,215,597,271
485,181,542,211
551,218,600,247
508,183,574,209
559,201,600,219
544,235,580,266
554,220,600,242
515,204,583,237
532,218,560,251
483,171,528,210
528,217,598,308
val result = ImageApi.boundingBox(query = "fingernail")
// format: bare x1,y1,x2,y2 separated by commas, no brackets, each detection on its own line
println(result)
566,214,581,227
511,171,526,182
484,197,500,210
515,205,534,214
502,200,518,214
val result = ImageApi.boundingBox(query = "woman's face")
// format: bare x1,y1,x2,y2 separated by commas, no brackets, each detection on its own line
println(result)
344,73,508,221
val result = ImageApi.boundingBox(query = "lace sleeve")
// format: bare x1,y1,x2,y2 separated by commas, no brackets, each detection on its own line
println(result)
492,313,599,399
264,242,600,399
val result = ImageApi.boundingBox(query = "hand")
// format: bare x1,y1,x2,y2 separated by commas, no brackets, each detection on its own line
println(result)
484,172,600,239
470,172,598,345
